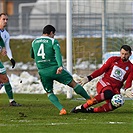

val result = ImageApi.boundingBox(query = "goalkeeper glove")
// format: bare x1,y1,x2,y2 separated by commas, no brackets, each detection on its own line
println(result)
125,88,133,98
120,88,133,98
10,58,16,68
78,75,92,86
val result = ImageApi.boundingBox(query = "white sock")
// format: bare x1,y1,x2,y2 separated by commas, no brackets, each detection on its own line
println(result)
9,99,14,103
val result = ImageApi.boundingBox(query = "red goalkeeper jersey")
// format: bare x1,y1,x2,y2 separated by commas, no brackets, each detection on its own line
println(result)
91,56,133,90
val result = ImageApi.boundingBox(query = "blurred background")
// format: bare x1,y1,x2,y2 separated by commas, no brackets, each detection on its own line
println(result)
0,0,133,36
0,0,133,72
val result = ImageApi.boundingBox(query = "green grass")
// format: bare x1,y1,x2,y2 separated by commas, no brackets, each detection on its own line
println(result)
0,94,133,133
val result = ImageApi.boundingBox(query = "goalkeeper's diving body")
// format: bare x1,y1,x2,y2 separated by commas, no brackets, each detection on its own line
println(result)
71,45,133,113
30,25,91,115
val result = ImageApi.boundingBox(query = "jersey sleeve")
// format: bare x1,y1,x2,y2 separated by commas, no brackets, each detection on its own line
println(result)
53,40,63,67
4,32,13,59
124,65,133,89
91,57,113,78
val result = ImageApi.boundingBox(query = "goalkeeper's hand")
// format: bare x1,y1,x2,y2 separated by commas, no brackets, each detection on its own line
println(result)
78,75,92,86
125,88,133,98
120,88,133,98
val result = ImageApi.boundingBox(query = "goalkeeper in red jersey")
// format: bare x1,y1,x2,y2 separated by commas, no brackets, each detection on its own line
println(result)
30,25,91,115
71,45,133,113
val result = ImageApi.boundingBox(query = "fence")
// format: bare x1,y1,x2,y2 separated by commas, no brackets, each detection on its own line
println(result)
5,0,133,73
6,0,132,36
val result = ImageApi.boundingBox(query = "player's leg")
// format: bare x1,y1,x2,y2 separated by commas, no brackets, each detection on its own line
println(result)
68,80,91,99
83,87,114,108
0,75,21,106
47,93,66,115
56,68,91,100
85,98,121,113
91,102,113,113
71,85,114,113
81,79,113,107
0,62,21,106
39,69,66,115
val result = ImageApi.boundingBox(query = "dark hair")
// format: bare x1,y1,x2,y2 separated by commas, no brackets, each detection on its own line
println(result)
43,25,56,34
120,45,132,53
0,13,7,17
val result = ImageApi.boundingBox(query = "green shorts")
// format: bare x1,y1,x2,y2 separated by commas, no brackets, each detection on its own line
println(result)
0,62,6,74
38,66,73,93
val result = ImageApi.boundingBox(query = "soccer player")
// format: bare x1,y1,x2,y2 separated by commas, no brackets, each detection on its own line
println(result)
0,13,21,106
71,45,133,113
30,25,91,115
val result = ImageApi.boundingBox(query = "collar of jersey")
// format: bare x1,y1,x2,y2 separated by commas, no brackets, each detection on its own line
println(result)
0,29,4,32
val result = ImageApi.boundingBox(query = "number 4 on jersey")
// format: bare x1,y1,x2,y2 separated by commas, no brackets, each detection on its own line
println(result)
37,44,45,59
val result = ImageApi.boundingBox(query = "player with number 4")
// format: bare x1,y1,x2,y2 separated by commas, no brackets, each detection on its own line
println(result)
30,25,91,115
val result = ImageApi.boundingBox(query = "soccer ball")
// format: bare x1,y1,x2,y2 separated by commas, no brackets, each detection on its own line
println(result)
111,94,125,107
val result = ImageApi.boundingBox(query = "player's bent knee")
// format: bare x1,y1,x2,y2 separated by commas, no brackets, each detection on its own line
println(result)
104,90,114,100
0,74,9,83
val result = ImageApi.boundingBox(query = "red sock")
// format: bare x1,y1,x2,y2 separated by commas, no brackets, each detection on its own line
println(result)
93,102,113,113
94,93,105,102
83,103,89,108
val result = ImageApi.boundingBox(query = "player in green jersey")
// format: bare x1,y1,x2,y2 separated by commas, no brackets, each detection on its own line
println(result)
0,36,6,55
30,25,91,115
0,35,7,89
0,35,6,56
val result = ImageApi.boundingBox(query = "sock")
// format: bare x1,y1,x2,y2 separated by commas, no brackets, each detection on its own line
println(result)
74,84,91,99
93,102,113,113
94,93,105,102
4,82,13,100
9,99,14,103
48,93,63,111
83,93,105,109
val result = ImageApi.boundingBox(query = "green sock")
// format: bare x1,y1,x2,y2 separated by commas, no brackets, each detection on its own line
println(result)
4,82,13,99
48,93,63,110
74,84,91,99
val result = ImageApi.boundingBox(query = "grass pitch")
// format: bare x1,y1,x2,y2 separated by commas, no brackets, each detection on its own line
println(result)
0,94,133,133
